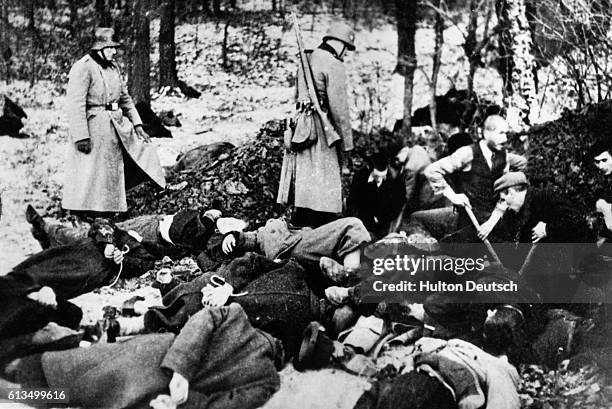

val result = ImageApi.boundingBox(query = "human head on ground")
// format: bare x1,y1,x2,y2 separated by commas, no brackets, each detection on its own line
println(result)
91,27,121,62
322,21,356,60
494,172,529,212
483,305,525,360
482,115,509,152
590,139,612,176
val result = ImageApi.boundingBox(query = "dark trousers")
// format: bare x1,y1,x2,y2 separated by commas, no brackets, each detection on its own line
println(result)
291,207,339,228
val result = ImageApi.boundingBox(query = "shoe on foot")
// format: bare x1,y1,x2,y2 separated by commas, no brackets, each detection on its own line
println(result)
25,205,50,249
319,257,351,283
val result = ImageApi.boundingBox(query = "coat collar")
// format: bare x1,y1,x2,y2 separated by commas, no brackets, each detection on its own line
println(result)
88,50,117,70
318,42,343,62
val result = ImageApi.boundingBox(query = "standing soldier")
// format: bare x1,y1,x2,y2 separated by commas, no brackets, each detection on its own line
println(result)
279,21,355,228
63,27,165,219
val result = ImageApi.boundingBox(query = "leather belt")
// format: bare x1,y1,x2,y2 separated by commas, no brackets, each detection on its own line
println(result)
86,102,119,111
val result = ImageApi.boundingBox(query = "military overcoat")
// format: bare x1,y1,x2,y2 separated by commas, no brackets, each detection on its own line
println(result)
278,45,353,213
63,54,165,212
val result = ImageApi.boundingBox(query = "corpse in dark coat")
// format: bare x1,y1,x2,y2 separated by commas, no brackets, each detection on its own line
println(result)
0,274,82,367
12,304,281,409
10,221,156,300
145,252,322,357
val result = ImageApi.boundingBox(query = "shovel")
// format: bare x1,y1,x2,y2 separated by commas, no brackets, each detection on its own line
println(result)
464,206,502,264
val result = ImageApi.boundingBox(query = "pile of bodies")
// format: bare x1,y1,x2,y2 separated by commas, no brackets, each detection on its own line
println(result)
2,114,612,409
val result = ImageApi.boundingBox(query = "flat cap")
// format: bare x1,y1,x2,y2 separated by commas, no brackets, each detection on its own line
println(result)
494,172,529,192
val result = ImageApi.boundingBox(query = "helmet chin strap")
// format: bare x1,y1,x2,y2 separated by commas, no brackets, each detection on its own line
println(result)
339,44,347,59
97,50,110,62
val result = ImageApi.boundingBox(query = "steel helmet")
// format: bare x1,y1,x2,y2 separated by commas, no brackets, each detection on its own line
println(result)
323,22,356,51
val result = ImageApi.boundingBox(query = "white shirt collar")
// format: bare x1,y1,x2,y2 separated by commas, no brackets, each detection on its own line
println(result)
368,169,388,187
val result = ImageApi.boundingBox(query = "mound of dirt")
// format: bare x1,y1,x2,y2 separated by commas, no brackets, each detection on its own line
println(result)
125,120,290,225
126,117,407,227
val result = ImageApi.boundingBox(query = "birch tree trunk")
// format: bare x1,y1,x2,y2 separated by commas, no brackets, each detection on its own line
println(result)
496,0,537,129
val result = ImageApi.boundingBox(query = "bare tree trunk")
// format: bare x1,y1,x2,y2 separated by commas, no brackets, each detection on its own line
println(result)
496,0,536,129
395,0,418,144
68,0,79,38
159,0,179,87
96,0,112,26
0,0,10,84
221,19,229,70
212,0,221,15
200,0,210,14
465,0,478,97
128,0,150,104
271,0,276,11
429,3,443,138
27,0,37,87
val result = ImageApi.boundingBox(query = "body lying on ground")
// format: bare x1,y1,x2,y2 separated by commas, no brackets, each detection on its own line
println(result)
3,304,282,409
14,217,156,300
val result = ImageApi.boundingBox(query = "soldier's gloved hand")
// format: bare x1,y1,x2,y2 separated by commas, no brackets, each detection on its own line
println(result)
135,125,151,143
75,138,92,154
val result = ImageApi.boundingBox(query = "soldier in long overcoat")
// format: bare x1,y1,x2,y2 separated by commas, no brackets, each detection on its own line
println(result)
62,27,165,214
278,22,355,227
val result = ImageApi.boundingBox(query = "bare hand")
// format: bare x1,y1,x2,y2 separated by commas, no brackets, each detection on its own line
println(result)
200,283,233,307
104,244,115,259
596,199,612,215
531,221,547,243
27,286,57,309
221,234,236,254
203,209,222,221
169,372,189,405
449,193,472,209
112,249,124,264
477,219,497,240
135,125,151,143
325,286,350,305
149,394,176,409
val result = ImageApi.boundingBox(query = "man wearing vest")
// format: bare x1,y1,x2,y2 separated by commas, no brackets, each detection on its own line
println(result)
421,115,527,241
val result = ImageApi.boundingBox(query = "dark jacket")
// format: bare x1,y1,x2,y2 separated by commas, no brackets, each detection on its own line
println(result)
10,223,156,299
146,253,321,358
508,187,589,244
0,274,82,365
40,304,281,409
347,167,406,238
